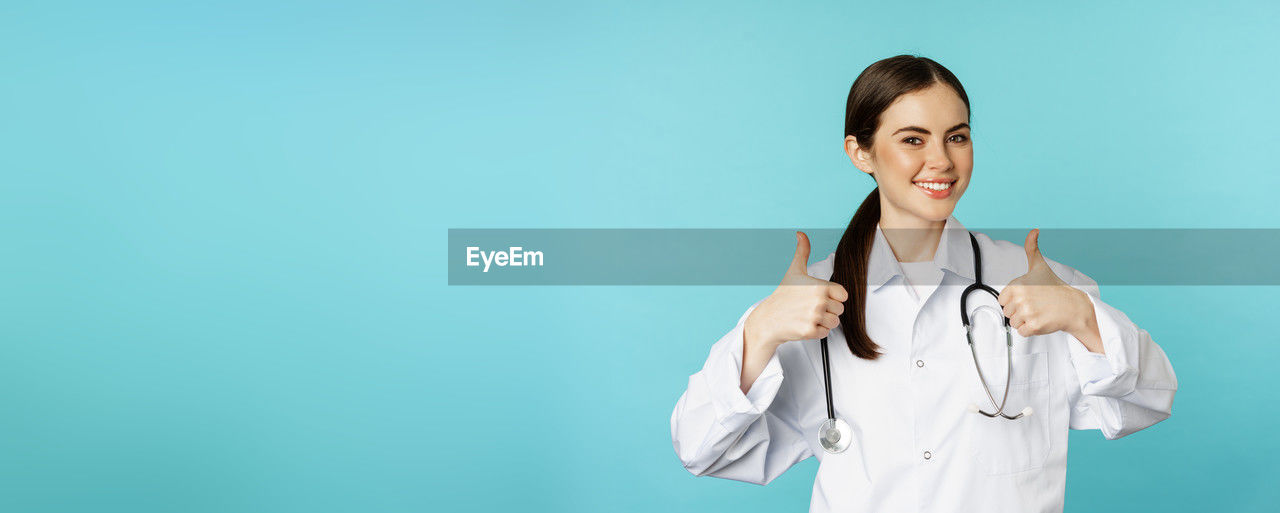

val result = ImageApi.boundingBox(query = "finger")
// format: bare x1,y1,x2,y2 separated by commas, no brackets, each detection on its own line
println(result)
1003,296,1026,318
827,283,849,302
818,313,840,330
1024,228,1046,270
787,231,812,276
1008,312,1026,330
825,299,845,316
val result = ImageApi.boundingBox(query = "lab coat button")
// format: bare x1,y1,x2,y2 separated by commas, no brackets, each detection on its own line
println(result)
923,450,932,460
915,359,925,368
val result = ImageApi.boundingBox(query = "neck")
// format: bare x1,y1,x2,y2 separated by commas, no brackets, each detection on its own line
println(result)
878,210,946,263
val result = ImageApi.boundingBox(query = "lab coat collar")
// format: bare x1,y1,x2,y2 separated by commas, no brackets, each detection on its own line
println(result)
869,215,977,292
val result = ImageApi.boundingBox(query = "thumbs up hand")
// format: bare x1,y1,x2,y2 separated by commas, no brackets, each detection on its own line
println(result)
744,231,850,351
997,229,1098,343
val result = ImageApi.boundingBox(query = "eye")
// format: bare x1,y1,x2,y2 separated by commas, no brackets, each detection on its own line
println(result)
902,136,923,145
949,134,969,143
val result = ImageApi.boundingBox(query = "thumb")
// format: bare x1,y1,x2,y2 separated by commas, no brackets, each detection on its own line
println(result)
1024,228,1046,270
787,231,812,276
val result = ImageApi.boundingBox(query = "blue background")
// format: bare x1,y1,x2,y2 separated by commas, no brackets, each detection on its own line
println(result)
2,0,1276,511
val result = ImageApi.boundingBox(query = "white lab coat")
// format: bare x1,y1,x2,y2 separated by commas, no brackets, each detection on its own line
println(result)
670,215,1177,513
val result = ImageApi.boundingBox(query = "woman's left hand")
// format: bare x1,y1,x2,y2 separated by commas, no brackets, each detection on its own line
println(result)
997,229,1103,352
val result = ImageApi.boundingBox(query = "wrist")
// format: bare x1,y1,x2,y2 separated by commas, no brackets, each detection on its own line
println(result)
744,321,779,353
1066,287,1093,335
1065,288,1105,354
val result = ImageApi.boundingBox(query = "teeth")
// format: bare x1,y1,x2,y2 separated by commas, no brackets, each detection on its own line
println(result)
914,181,953,191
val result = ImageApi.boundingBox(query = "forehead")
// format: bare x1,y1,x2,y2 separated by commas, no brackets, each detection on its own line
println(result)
878,84,969,131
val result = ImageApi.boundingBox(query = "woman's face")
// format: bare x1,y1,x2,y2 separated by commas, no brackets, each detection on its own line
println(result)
845,82,973,227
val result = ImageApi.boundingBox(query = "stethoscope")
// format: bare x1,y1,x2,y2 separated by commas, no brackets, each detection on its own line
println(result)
817,232,1033,455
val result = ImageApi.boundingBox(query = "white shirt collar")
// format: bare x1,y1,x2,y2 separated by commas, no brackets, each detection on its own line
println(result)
869,215,977,292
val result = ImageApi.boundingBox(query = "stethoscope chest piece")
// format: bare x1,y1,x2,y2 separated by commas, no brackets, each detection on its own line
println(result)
818,417,852,454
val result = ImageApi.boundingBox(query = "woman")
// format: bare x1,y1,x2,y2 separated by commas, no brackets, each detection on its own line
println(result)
669,55,1177,513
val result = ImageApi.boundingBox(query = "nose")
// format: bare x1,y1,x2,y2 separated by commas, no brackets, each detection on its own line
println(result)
925,143,953,172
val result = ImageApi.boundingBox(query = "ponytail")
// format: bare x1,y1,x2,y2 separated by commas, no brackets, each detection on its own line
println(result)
829,187,882,360
837,54,969,359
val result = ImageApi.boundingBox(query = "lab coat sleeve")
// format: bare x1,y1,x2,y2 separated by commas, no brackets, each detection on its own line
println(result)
670,299,812,485
1063,268,1178,439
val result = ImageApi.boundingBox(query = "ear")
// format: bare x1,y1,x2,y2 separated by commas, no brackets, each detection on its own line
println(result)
843,135,874,177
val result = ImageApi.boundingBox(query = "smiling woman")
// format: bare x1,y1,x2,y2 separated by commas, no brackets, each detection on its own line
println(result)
670,54,1178,513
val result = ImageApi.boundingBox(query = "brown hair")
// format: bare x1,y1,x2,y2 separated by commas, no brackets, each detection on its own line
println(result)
832,55,970,360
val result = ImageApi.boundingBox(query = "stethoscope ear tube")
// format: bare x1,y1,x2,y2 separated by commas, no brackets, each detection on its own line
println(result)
965,321,1028,419
959,232,1029,420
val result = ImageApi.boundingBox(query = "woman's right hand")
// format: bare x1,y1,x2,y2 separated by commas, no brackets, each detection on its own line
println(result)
744,231,850,352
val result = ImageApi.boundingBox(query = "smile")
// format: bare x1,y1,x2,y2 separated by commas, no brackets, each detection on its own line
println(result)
912,179,955,199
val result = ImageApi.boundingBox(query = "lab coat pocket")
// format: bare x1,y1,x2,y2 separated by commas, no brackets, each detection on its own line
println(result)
966,351,1051,475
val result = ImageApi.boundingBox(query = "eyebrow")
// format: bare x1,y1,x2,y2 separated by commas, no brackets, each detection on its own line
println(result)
891,123,970,135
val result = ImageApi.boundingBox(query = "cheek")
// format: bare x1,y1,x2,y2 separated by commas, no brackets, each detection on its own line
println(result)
955,148,975,172
956,165,974,193
882,151,924,178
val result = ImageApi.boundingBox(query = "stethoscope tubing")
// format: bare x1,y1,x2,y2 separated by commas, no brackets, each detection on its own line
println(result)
820,337,835,420
817,232,1027,453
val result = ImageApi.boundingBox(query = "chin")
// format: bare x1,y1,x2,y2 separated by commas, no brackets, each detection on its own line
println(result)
913,204,956,222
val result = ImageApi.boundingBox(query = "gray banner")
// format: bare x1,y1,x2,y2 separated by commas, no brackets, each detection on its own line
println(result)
447,228,1280,285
